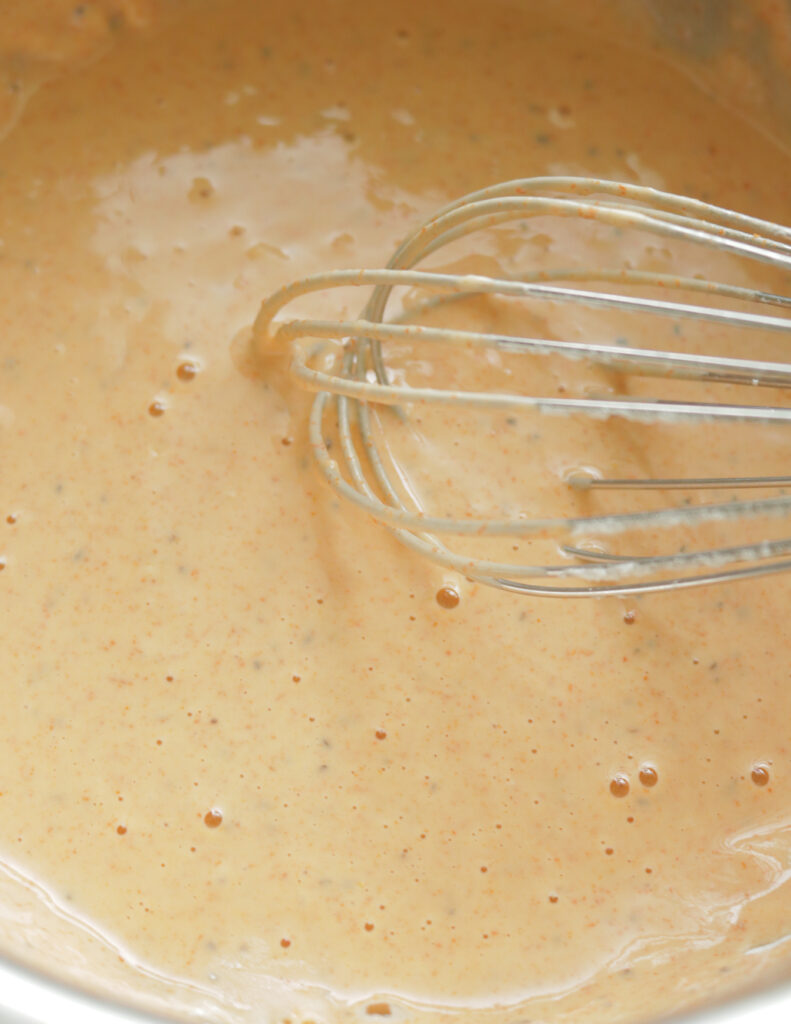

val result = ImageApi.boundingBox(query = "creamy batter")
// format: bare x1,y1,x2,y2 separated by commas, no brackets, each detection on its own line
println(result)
2,1,791,1022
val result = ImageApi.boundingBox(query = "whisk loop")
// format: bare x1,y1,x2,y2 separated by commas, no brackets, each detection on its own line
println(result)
253,177,791,596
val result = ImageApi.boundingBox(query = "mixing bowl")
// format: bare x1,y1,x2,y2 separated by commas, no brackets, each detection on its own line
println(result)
1,1,791,1022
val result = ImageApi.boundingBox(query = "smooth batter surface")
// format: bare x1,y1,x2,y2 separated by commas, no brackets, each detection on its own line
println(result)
2,1,791,1022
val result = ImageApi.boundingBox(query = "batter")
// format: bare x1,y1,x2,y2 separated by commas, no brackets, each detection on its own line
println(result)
2,1,791,1022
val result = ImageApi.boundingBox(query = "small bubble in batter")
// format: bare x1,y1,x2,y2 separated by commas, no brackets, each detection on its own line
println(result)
751,764,770,787
375,729,387,740
5,514,16,524
364,922,375,931
116,825,127,835
188,176,215,201
204,809,223,828
280,938,291,948
176,361,198,382
148,400,166,417
623,609,636,625
436,585,460,609
639,765,658,787
610,774,630,798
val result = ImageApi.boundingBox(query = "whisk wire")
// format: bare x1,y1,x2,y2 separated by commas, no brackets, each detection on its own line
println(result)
255,176,791,596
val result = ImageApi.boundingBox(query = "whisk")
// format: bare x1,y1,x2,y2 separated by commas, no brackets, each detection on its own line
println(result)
252,176,791,597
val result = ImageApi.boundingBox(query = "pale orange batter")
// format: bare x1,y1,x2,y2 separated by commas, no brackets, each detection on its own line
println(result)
2,2,791,1023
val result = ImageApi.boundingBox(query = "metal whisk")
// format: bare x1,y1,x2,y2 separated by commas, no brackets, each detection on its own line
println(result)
252,176,791,596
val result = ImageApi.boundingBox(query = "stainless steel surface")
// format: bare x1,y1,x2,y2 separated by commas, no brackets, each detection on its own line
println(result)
0,944,789,1024
0,956,175,1024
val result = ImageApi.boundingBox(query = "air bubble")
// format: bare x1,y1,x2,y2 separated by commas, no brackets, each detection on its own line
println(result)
436,585,460,609
609,774,630,798
751,764,770,787
176,361,198,382
639,765,658,787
